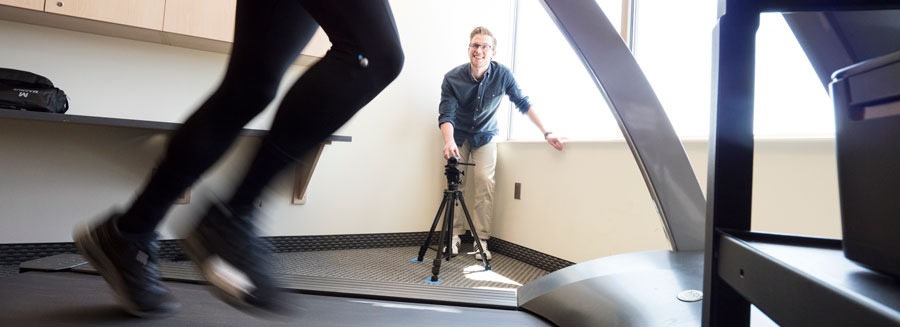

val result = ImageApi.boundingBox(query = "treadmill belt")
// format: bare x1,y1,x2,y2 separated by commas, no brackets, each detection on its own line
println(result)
0,272,552,326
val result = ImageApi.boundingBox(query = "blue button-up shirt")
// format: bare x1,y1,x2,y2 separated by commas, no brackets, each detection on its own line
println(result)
438,61,531,148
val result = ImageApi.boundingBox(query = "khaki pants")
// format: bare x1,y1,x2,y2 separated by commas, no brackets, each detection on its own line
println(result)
452,140,496,240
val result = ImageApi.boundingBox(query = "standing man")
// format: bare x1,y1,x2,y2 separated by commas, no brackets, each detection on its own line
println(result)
438,26,565,260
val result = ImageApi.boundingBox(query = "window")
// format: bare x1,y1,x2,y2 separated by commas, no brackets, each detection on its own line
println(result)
505,0,624,140
754,13,834,138
633,4,832,139
507,2,833,141
631,0,717,139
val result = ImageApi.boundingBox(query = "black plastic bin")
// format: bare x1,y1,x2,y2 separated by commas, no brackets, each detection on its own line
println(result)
831,50,900,279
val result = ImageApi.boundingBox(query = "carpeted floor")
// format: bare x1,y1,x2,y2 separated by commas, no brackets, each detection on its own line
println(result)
4,246,549,290
0,265,17,278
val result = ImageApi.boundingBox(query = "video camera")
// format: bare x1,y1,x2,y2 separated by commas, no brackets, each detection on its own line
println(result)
444,157,474,188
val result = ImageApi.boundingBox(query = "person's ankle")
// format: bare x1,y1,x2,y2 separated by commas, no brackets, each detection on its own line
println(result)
108,214,158,241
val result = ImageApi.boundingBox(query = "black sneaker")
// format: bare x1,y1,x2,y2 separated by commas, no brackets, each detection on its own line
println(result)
181,203,291,316
74,213,180,318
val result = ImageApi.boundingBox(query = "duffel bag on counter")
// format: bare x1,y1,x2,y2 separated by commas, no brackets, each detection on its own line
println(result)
0,68,68,113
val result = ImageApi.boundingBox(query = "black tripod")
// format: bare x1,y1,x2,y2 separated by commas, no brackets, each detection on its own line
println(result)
415,157,491,283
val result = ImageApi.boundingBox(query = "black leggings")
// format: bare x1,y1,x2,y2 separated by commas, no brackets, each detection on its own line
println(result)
118,0,404,234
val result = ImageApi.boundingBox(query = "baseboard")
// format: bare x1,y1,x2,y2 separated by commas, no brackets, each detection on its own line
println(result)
488,238,574,272
1,232,574,272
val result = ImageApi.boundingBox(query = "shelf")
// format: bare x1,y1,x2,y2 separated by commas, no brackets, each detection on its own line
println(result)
706,0,900,325
0,109,351,142
717,231,900,326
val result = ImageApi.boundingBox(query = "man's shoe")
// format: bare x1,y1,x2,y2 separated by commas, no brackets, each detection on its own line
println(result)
474,239,492,260
181,203,291,316
442,234,461,256
74,213,180,318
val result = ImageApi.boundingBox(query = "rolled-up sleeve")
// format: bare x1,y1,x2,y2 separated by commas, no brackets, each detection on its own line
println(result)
505,75,532,114
438,77,458,127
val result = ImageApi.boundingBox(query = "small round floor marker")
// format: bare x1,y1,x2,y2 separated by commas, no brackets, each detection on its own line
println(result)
677,289,703,302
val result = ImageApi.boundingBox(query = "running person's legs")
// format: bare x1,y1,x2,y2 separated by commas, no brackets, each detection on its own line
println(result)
76,0,403,317
75,1,322,317
182,0,403,314
118,0,323,234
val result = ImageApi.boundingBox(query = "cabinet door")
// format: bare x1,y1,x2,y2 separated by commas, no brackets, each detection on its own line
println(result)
45,0,164,30
0,0,44,10
163,0,236,42
163,0,330,55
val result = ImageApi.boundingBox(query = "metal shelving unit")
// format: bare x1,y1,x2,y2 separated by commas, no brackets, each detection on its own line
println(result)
705,0,900,326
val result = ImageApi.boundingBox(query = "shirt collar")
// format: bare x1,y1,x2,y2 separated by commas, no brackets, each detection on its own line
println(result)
469,61,492,82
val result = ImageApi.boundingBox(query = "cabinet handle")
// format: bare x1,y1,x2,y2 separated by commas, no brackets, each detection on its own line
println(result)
56,1,63,7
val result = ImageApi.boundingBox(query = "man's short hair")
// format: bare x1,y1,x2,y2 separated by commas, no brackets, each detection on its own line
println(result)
470,26,497,49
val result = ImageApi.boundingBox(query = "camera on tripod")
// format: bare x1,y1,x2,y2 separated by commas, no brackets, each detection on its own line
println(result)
444,157,474,188
414,156,490,283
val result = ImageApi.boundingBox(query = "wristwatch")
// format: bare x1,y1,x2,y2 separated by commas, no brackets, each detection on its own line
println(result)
543,131,553,139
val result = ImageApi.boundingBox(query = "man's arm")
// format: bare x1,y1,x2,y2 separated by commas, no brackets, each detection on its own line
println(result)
440,122,460,159
525,106,566,151
438,77,460,159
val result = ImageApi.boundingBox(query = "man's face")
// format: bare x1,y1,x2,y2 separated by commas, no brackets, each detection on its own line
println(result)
468,34,496,70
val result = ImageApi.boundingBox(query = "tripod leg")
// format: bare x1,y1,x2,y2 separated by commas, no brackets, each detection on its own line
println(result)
445,192,457,261
457,192,492,270
429,196,452,283
417,192,450,262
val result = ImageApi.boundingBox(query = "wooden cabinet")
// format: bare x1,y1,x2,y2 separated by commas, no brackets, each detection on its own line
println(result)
44,0,165,30
0,0,329,65
163,0,235,42
163,0,329,59
0,0,44,11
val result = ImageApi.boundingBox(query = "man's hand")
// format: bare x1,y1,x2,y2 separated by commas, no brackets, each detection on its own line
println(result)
546,133,567,151
443,141,460,159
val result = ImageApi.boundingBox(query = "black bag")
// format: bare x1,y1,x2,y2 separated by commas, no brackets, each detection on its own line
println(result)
0,68,69,113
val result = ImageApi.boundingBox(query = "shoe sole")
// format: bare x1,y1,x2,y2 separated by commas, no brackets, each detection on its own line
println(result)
74,224,175,319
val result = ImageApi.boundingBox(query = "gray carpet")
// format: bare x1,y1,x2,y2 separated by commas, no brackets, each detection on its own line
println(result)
0,265,17,278
159,246,548,289
287,246,548,288
4,247,549,290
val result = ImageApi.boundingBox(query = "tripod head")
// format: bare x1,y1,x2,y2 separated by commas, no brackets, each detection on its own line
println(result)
444,157,475,189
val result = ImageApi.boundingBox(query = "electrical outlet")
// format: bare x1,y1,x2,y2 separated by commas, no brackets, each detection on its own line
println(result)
514,182,521,200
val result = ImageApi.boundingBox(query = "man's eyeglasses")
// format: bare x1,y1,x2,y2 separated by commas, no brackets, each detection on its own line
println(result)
469,43,493,50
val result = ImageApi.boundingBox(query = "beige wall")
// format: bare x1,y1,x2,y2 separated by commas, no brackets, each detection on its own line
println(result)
749,138,841,238
492,138,842,263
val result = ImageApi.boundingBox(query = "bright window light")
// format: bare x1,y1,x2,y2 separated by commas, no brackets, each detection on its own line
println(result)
632,0,717,139
505,0,623,141
754,13,835,138
463,264,523,286
507,3,833,141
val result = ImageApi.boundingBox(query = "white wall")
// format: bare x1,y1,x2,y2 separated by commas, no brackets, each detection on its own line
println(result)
0,1,843,266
